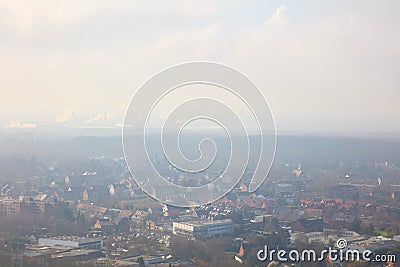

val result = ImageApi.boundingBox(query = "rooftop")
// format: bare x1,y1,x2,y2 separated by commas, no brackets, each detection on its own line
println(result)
175,219,233,227
40,236,101,243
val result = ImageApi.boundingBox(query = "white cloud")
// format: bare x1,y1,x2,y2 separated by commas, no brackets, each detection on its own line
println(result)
265,5,289,27
0,1,101,40
0,1,399,132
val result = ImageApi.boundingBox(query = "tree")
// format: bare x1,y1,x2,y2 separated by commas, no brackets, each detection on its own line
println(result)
138,257,145,267
350,216,361,233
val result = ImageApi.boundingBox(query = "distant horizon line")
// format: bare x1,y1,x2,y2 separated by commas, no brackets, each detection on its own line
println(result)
2,120,400,137
2,125,400,140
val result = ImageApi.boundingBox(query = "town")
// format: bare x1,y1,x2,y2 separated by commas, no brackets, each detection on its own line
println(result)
0,134,399,267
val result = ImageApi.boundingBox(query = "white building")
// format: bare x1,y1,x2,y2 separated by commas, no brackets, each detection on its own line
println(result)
38,236,103,250
173,219,234,238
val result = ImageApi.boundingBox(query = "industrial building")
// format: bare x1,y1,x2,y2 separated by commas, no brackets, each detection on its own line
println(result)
38,236,103,250
173,219,234,238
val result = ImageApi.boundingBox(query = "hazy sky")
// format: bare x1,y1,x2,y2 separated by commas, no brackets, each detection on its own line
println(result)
0,1,399,132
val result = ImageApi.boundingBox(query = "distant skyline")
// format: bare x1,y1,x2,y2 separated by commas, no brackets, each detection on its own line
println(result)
1,1,399,132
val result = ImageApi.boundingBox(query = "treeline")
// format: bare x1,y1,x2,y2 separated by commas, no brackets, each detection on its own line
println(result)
0,204,89,239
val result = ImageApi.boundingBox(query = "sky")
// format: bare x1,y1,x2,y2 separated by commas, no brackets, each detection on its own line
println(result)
0,0,399,133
